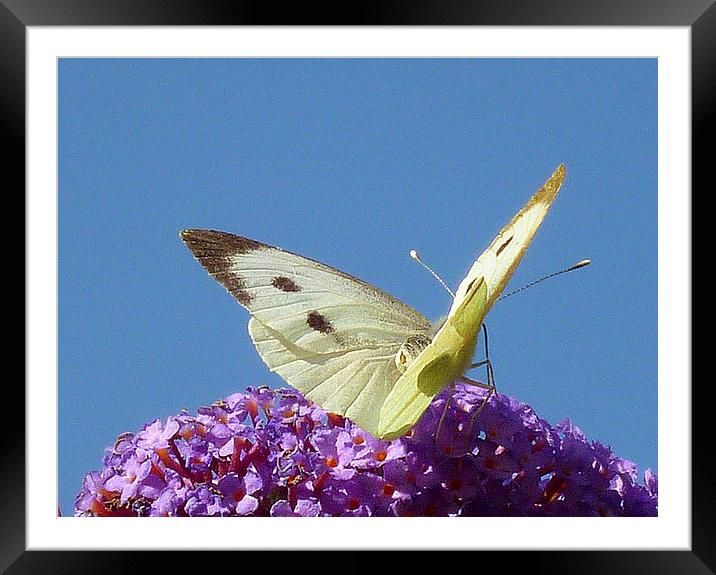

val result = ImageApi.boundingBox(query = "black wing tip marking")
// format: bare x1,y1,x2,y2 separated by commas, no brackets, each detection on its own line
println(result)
181,229,263,307
180,229,264,257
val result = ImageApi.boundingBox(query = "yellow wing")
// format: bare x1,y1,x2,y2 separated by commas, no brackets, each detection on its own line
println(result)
451,164,566,314
378,164,566,438
378,277,488,439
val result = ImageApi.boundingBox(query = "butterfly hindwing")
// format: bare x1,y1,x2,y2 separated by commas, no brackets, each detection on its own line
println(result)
248,317,401,433
378,277,488,439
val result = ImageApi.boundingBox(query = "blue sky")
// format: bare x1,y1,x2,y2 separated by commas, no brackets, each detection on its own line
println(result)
58,58,657,515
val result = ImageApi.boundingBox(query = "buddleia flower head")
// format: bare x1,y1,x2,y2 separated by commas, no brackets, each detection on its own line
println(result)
75,384,657,517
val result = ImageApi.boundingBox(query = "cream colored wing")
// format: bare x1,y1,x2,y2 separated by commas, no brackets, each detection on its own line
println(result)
181,229,431,435
449,163,566,315
248,317,401,433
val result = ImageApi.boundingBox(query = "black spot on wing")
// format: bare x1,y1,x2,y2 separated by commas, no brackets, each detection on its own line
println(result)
307,311,335,334
272,276,301,292
496,235,514,257
466,276,485,294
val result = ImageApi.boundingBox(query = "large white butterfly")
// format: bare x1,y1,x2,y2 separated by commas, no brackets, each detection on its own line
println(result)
181,164,566,439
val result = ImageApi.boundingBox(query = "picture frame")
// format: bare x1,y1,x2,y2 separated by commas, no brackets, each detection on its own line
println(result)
6,0,702,571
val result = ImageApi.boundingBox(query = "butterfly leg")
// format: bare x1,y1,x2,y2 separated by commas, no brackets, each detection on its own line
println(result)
464,324,497,433
436,325,497,444
434,380,456,447
461,373,493,390
465,378,495,430
455,373,495,440
466,323,497,388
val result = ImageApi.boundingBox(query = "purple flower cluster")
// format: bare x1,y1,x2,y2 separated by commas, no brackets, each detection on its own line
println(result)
75,384,657,517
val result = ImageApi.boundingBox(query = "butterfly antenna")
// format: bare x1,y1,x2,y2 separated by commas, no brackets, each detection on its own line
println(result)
498,259,591,302
410,250,455,298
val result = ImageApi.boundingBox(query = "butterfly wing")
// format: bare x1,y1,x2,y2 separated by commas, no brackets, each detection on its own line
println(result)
450,164,566,314
181,229,432,435
378,164,567,438
378,277,488,439
248,317,402,433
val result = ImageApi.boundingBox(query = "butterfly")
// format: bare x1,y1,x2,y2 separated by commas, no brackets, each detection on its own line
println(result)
181,164,566,439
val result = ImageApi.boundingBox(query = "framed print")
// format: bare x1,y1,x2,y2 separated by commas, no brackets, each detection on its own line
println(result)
6,0,703,572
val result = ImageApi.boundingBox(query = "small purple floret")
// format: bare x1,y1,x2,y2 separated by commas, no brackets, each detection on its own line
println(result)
75,384,657,517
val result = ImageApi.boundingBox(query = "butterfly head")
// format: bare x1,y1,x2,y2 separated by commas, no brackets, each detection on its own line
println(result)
395,334,432,374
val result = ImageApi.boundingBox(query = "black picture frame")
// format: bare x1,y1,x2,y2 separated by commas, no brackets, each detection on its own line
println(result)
4,1,702,572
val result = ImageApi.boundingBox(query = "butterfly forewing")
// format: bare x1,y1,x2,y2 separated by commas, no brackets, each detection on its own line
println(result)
450,164,566,316
181,229,431,355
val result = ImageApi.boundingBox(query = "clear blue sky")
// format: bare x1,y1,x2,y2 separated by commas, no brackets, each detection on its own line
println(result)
58,58,657,515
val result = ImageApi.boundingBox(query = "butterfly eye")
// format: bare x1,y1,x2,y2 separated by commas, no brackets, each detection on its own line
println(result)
395,350,409,373
395,334,431,374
